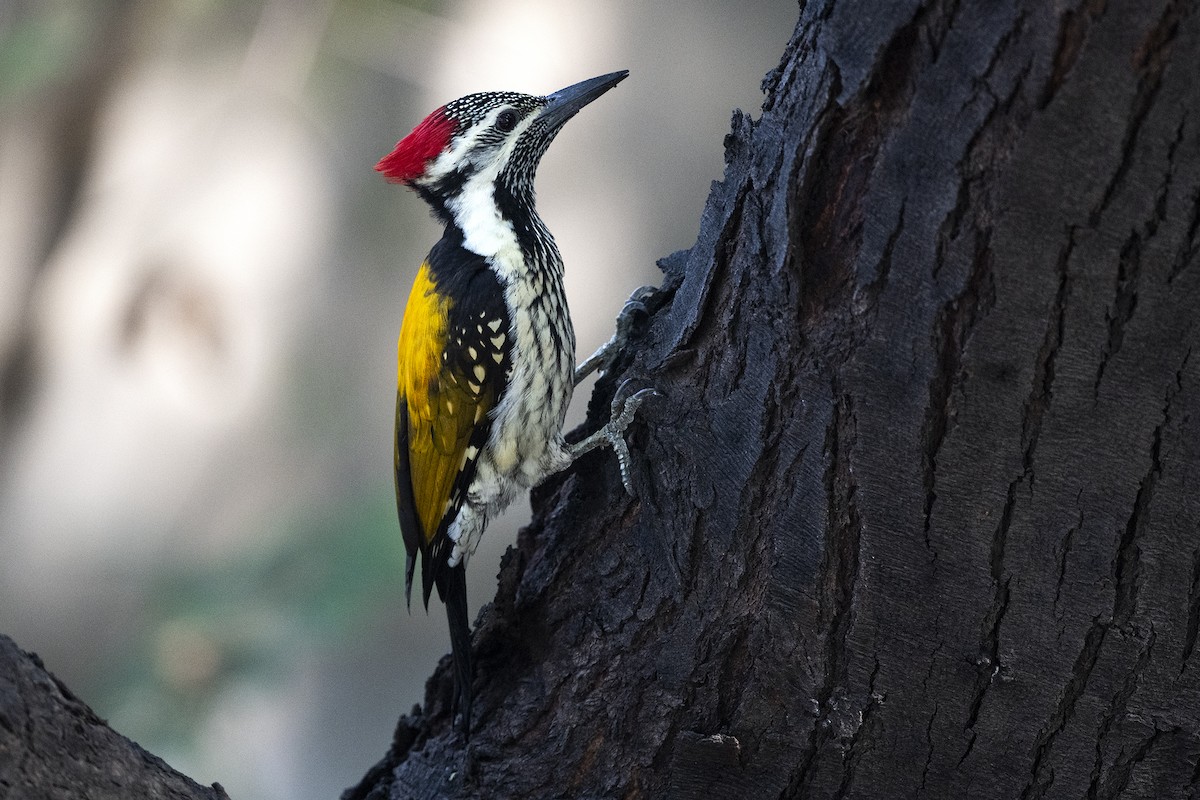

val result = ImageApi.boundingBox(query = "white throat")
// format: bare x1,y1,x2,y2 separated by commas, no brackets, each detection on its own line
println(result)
447,169,524,283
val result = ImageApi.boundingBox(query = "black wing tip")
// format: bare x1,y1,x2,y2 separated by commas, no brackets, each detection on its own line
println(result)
421,545,438,610
395,393,427,611
404,553,417,610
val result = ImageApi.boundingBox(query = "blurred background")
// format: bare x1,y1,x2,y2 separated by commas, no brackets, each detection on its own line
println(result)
0,1,794,797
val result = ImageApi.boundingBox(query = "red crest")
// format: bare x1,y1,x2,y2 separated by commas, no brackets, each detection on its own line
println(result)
375,107,457,184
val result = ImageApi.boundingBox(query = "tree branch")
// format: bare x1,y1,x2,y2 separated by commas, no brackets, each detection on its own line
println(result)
0,635,229,800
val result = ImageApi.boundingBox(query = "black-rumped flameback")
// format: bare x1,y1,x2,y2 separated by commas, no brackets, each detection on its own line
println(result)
376,71,653,736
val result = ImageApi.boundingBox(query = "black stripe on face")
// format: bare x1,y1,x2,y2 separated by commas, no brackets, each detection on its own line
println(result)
435,164,472,199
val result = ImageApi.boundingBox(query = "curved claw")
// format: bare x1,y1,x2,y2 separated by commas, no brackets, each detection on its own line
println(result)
625,284,660,307
574,285,660,385
566,383,660,496
613,285,659,341
607,387,660,496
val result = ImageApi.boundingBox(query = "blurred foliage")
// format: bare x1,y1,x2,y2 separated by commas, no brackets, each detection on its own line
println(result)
99,486,403,751
1,0,444,770
0,4,89,108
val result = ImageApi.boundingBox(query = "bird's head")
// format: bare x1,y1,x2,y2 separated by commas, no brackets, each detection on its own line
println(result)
376,71,628,219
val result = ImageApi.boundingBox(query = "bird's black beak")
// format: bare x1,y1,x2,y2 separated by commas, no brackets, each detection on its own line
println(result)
539,71,629,131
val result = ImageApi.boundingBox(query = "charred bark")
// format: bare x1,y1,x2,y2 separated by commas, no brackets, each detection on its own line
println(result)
4,1,1200,798
0,635,229,800
349,0,1200,798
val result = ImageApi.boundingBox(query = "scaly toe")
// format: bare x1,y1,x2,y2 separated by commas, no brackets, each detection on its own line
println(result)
610,386,660,430
607,385,660,495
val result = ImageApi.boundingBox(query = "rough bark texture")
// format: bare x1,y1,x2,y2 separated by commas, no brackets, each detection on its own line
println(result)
348,0,1200,798
4,1,1200,798
0,635,229,800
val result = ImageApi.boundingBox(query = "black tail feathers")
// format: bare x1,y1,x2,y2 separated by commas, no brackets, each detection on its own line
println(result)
438,561,472,737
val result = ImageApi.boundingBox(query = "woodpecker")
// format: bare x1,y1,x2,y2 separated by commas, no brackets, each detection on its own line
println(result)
376,71,652,735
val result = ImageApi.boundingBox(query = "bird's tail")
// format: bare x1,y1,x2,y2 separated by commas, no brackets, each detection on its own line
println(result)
438,561,472,737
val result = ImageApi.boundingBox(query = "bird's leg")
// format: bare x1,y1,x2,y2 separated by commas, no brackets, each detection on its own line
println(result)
568,381,659,495
574,285,659,385
571,286,661,493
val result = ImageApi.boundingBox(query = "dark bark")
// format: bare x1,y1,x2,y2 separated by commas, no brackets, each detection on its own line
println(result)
4,1,1200,798
348,1,1200,798
0,635,229,800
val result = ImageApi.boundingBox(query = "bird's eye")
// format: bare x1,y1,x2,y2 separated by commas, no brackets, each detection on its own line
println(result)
495,109,518,133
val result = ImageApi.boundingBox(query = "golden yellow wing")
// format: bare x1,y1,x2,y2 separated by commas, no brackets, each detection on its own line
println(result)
395,258,506,606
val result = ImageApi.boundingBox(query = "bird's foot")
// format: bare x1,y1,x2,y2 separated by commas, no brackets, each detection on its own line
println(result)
569,382,659,495
574,285,659,385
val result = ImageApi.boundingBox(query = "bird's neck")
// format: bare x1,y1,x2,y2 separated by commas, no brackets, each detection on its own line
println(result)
443,177,560,284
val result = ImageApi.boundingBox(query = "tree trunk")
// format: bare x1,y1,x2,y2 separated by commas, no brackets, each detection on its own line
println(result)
347,0,1200,798
4,1,1200,798
0,635,229,800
